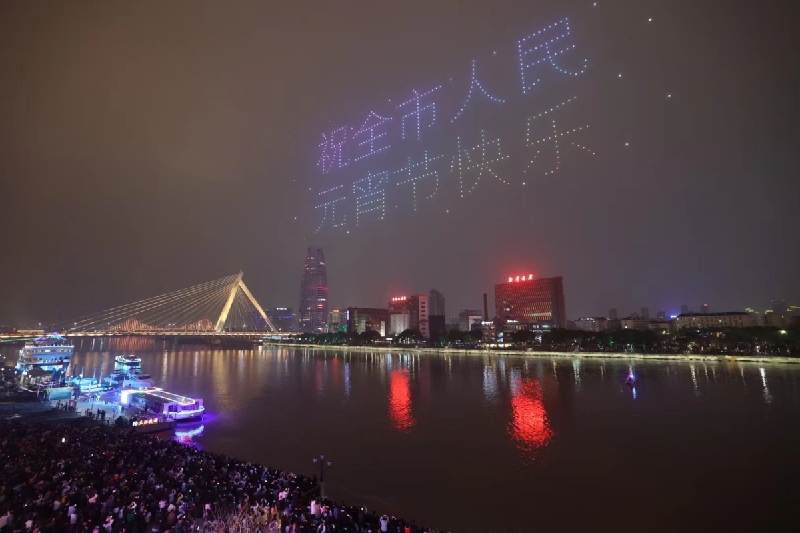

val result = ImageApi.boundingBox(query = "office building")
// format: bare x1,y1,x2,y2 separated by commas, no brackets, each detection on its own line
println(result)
458,309,483,332
701,303,710,315
328,309,346,332
495,274,566,328
656,311,666,320
608,308,618,320
298,247,329,332
428,289,446,338
680,304,690,315
574,317,608,332
389,294,430,338
641,307,650,320
267,307,296,332
429,289,445,317
389,312,410,335
674,312,759,331
346,307,389,336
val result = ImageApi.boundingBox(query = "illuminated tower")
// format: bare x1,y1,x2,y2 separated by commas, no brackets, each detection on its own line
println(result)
298,247,329,333
495,274,566,329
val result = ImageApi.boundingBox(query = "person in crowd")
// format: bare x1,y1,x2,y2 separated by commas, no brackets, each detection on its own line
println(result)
0,420,445,533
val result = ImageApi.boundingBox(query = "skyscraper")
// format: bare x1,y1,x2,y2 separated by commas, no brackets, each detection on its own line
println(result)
680,304,690,315
428,289,446,338
608,308,618,320
298,247,329,332
495,274,566,329
428,289,445,317
641,307,650,319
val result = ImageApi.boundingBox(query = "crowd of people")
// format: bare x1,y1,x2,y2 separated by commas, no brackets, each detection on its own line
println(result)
0,419,444,533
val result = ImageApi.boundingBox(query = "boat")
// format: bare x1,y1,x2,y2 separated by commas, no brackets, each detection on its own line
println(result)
67,376,107,394
114,355,142,371
121,387,204,422
103,369,154,390
16,333,74,380
626,373,637,386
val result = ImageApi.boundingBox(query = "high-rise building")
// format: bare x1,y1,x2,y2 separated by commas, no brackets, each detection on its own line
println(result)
608,308,618,320
429,289,445,316
345,307,389,336
656,311,666,320
680,304,690,315
641,307,650,319
298,247,329,333
327,309,346,332
267,307,296,332
428,289,446,338
458,310,483,332
389,294,430,338
701,303,710,315
495,274,566,329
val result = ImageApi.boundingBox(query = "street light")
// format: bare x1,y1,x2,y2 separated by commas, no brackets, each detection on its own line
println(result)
312,454,332,497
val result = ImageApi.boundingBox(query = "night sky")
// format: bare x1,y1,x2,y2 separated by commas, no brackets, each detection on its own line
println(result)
1,0,797,325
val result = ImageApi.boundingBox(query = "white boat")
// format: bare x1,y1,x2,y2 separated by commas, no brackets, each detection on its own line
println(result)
16,333,74,378
121,387,204,422
114,355,142,371
68,376,107,394
104,370,154,389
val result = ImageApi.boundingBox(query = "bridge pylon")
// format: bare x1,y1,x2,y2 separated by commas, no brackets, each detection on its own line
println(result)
215,272,276,333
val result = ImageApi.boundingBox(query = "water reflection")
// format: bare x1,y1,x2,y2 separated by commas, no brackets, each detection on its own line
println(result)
509,376,553,460
760,368,773,404
389,369,415,432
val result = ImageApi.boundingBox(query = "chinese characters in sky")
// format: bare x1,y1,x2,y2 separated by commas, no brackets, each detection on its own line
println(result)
314,16,594,232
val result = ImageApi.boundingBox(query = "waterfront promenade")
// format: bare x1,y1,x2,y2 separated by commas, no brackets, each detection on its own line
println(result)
266,342,800,365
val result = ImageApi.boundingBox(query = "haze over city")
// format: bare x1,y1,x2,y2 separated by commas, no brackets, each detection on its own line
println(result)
1,0,797,324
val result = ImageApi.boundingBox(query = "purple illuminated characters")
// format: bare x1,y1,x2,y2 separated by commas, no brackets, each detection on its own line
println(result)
397,86,441,141
314,184,349,233
353,170,389,225
450,130,509,196
452,60,506,122
517,18,587,94
525,96,595,176
317,126,349,174
394,151,442,211
353,112,392,162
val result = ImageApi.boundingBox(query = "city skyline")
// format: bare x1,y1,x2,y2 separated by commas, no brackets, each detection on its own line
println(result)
0,0,797,324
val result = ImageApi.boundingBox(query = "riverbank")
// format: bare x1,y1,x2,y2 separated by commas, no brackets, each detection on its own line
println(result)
265,342,800,364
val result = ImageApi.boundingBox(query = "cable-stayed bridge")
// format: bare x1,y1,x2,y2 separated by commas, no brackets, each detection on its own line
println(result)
44,272,287,339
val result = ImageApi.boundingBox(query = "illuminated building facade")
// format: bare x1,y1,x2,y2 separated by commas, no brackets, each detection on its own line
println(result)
298,247,329,333
346,307,389,336
267,307,296,332
674,312,759,331
389,294,430,338
495,275,566,329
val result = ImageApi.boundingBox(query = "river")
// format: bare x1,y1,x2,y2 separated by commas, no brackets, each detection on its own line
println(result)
4,340,800,531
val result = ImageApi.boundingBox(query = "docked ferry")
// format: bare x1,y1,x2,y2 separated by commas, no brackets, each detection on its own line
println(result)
16,333,74,377
114,355,142,371
121,387,205,422
104,369,154,390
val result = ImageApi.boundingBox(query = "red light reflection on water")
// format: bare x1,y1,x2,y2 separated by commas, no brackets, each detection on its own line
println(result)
509,377,553,457
389,370,415,432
